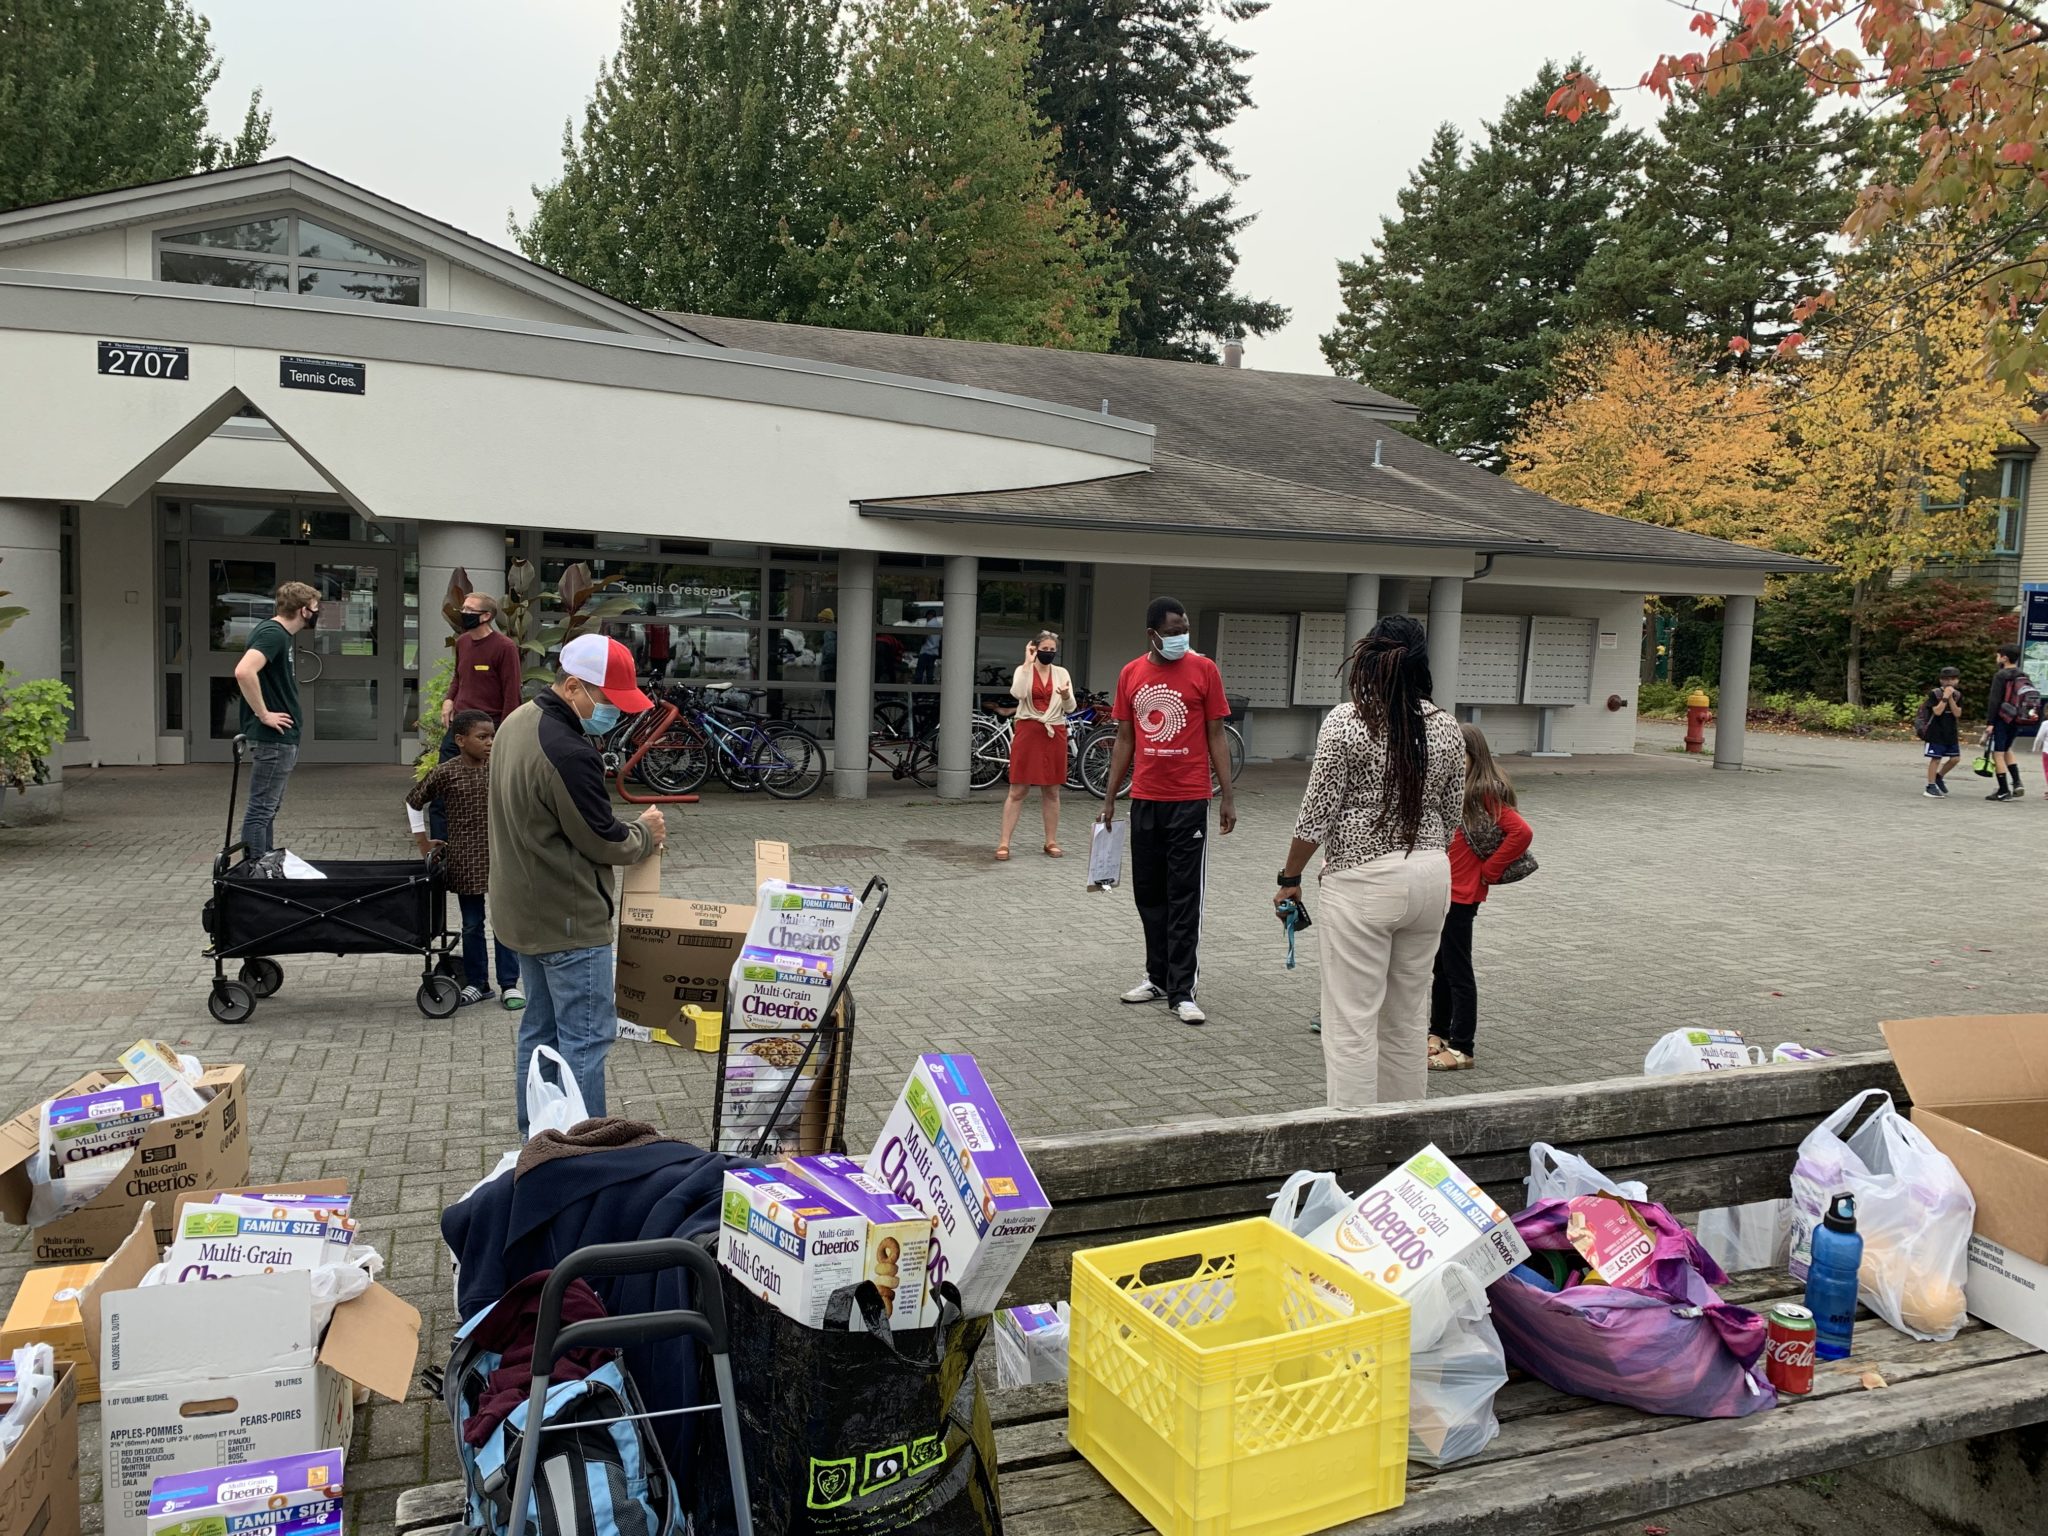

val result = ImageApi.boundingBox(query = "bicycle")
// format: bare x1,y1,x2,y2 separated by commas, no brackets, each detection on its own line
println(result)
1077,719,1245,799
867,708,940,788
630,684,826,800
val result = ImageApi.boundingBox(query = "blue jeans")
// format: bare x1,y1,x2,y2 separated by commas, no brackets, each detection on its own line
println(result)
514,945,614,1136
458,892,520,992
240,741,299,858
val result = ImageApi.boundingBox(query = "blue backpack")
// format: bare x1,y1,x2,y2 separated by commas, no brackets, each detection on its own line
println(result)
441,1298,680,1536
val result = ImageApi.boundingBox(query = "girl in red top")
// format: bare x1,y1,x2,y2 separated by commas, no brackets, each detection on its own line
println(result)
1430,724,1531,1072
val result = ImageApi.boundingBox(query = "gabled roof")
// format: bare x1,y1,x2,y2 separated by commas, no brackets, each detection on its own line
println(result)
672,312,1823,572
0,158,697,341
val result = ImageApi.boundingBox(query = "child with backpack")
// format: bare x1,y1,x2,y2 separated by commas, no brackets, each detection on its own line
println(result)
1430,724,1532,1073
406,709,523,1009
1917,666,1964,798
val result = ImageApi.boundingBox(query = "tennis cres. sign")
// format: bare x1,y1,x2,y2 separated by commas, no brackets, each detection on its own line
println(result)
279,354,366,395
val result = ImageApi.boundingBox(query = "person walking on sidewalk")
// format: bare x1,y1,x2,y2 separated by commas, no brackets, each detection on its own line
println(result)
489,633,667,1135
1098,597,1237,1025
431,592,524,873
1429,724,1531,1073
232,580,320,859
1986,643,2027,801
407,710,523,1010
997,631,1076,861
1918,666,1964,799
1276,615,1464,1108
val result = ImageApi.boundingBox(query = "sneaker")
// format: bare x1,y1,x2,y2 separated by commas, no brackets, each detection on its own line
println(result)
1174,999,1207,1025
502,986,526,1011
1989,787,2013,801
1120,980,1167,1005
2012,783,2027,799
1923,783,1942,798
457,984,493,1008
1935,777,1951,795
1309,1014,1322,1035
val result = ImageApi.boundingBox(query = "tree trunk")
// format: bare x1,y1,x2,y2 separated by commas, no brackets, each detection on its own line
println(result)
1845,585,1866,707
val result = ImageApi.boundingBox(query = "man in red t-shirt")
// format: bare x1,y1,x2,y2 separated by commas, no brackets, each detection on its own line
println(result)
1098,596,1237,1024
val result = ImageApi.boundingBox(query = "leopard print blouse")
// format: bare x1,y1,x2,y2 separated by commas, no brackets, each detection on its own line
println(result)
1291,700,1466,871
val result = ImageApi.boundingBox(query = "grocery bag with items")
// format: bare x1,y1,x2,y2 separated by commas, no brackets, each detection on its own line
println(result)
1643,1026,1794,1273
1281,1148,1522,1467
1788,1088,1974,1342
1524,1141,1648,1205
1489,1194,1775,1419
22,1042,215,1226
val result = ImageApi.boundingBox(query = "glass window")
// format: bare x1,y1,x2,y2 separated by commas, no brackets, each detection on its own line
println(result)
877,569,942,627
58,508,80,737
159,212,421,308
162,608,184,667
770,568,836,622
163,672,183,733
315,680,380,741
614,621,758,682
1997,456,2031,556
768,627,831,682
979,577,1066,630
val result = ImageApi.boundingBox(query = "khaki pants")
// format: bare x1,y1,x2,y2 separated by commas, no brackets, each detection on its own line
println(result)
1319,852,1452,1109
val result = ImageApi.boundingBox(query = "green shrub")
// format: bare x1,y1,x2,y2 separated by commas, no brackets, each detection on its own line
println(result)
1824,703,1858,732
1864,700,1897,726
0,671,73,792
1792,697,1829,727
1637,680,1685,717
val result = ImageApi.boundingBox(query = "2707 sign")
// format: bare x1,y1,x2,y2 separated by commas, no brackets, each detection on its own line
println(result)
98,339,189,379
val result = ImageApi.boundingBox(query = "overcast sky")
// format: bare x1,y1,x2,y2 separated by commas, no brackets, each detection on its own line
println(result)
199,0,1688,376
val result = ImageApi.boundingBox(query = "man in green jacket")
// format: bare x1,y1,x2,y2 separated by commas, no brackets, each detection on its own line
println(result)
489,632,666,1134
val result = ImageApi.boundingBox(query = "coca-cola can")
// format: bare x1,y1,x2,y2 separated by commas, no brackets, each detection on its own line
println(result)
1766,1302,1816,1395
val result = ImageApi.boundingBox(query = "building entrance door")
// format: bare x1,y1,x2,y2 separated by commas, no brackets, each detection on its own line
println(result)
188,541,404,763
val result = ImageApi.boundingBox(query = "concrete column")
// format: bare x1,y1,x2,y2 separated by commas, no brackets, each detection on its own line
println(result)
1378,575,1410,621
0,499,65,808
1427,576,1465,713
75,502,155,766
1087,563,1151,693
416,521,507,751
935,554,978,799
1714,593,1756,772
830,550,876,799
1344,573,1380,654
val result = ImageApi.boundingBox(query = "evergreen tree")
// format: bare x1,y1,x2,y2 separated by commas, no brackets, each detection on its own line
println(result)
1030,0,1286,361
1322,63,1639,468
1575,43,1865,360
0,0,270,213
519,0,842,320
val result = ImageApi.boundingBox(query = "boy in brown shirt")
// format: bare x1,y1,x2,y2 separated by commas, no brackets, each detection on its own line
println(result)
407,710,523,1009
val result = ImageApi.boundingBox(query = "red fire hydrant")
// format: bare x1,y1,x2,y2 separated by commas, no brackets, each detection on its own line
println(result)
1684,689,1712,753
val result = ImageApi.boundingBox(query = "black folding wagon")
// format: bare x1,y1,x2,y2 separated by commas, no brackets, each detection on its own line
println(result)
201,735,461,1023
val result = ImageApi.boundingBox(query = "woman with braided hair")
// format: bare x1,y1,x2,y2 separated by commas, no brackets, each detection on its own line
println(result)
1277,614,1465,1107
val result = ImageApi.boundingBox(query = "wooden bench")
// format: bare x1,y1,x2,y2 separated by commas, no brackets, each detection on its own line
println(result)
393,1051,2048,1535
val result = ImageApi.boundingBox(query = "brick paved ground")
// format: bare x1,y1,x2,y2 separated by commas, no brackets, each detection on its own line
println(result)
1,720,2031,1531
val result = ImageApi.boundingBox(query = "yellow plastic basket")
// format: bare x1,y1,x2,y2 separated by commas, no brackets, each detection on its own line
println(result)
1068,1218,1410,1536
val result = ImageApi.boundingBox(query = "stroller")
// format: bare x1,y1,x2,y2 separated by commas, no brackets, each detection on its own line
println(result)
201,734,460,1022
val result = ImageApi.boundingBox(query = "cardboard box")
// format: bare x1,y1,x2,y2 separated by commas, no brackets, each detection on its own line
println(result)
83,1203,420,1536
0,1360,79,1536
1883,1015,2048,1265
614,841,792,1039
0,1065,251,1263
0,1262,103,1401
1963,1232,2048,1353
1303,1144,1531,1311
866,1053,1051,1319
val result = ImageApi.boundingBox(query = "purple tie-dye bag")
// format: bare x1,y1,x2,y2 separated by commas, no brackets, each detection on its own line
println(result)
1488,1198,1777,1419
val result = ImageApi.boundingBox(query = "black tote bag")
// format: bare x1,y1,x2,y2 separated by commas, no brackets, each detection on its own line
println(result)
697,1273,1001,1536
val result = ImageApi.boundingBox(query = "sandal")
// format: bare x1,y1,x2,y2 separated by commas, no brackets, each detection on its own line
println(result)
1043,842,1064,858
995,846,1011,862
1428,1048,1475,1072
1427,1034,1448,1058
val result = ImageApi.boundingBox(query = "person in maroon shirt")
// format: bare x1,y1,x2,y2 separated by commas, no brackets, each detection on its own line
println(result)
431,592,525,882
1097,596,1237,1025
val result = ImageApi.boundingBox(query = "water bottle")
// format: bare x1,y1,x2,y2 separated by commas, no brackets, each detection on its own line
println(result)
1803,1193,1863,1361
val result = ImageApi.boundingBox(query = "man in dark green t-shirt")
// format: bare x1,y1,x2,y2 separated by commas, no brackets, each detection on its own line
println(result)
233,580,320,858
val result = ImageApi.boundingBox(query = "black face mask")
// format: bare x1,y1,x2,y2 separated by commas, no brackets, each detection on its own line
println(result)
1037,649,1057,665
459,611,484,631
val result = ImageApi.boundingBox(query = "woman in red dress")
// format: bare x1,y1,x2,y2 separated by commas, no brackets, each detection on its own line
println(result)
997,630,1076,860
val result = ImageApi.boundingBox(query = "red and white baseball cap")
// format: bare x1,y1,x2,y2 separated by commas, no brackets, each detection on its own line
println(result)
560,632,653,713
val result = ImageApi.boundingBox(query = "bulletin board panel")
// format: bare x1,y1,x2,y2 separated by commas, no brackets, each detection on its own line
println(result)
1292,612,1348,706
1522,616,1599,705
1211,613,1295,707
1458,615,1528,706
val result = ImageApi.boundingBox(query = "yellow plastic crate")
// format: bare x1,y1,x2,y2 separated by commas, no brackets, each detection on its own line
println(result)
1068,1218,1410,1536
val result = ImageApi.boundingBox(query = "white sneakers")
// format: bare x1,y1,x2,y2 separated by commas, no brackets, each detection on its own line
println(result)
1175,1000,1207,1026
1120,979,1166,1004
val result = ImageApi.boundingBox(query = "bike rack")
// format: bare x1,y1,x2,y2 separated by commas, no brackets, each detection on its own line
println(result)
615,701,703,805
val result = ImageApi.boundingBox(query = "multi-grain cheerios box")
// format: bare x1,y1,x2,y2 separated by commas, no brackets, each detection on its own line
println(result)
783,1153,933,1328
865,1053,1050,1320
719,1165,875,1330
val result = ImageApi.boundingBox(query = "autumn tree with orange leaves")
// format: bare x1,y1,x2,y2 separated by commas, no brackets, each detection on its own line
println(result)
1550,0,2048,379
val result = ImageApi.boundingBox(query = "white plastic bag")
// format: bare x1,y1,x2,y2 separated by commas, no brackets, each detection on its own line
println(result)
994,1302,1071,1389
525,1046,589,1137
1788,1088,1974,1341
1644,1027,1764,1075
1525,1142,1648,1206
1405,1264,1506,1468
0,1343,56,1461
1268,1170,1353,1237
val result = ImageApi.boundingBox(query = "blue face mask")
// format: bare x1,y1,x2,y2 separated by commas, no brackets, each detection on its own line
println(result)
581,699,621,735
1156,633,1191,662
